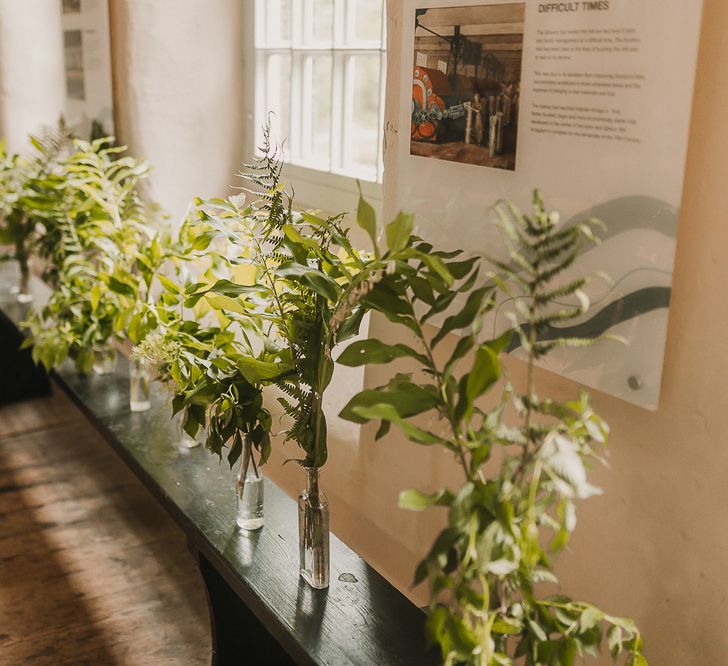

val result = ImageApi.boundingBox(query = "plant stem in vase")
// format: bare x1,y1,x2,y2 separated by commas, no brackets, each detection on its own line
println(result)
176,416,202,450
236,434,264,531
129,357,151,412
16,259,32,304
298,466,329,589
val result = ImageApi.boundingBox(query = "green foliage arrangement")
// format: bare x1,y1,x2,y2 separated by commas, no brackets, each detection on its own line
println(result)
0,142,32,280
210,131,466,471
133,209,287,469
0,120,73,291
22,136,160,373
178,131,369,469
1,117,647,660
340,193,646,666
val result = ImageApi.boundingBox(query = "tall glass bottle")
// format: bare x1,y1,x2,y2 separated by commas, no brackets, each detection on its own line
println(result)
16,264,32,304
129,357,151,411
298,466,329,589
235,434,264,531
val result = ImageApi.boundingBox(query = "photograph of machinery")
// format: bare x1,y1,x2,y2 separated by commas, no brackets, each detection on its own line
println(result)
410,2,525,171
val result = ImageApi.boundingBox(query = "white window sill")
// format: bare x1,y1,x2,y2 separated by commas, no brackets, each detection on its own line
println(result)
280,162,383,220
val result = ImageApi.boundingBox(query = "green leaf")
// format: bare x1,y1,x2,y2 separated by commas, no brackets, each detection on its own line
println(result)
205,293,247,315
158,274,180,294
579,606,604,633
337,338,429,368
282,223,320,251
107,276,135,297
425,606,450,652
485,559,518,576
205,279,265,298
420,254,453,288
276,261,341,302
339,385,439,425
445,256,479,280
385,212,414,254
528,618,548,642
191,230,215,251
431,286,492,347
356,186,379,257
443,334,474,380
399,488,454,511
237,357,286,384
485,328,514,355
90,284,102,311
560,637,578,666
351,403,445,445
607,625,623,657
465,344,500,403
492,618,521,635
413,560,429,586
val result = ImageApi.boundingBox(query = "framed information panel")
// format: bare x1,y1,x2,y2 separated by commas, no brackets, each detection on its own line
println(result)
61,0,114,137
393,0,704,410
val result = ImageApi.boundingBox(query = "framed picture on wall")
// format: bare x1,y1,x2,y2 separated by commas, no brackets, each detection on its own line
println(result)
390,0,704,410
410,3,524,171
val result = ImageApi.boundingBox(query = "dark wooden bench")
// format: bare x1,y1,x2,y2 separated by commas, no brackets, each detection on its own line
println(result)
0,263,439,666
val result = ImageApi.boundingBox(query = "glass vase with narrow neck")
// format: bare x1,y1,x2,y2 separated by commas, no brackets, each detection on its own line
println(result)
92,344,117,375
235,434,264,531
16,263,32,304
177,416,202,450
129,357,151,412
298,466,329,589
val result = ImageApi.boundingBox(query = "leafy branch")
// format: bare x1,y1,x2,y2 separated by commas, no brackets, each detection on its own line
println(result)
339,192,646,666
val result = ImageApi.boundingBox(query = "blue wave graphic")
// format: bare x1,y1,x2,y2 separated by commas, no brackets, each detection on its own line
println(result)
505,287,671,352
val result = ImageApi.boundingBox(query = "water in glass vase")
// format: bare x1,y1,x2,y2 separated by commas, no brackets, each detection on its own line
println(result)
298,466,329,589
236,435,264,530
129,358,151,412
177,417,201,450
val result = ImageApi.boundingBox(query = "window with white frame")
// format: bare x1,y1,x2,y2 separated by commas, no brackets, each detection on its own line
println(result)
254,0,386,187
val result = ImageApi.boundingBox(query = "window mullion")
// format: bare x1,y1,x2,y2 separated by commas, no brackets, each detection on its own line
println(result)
303,54,314,165
376,51,386,182
340,54,355,175
329,52,345,174
292,0,303,48
290,52,304,164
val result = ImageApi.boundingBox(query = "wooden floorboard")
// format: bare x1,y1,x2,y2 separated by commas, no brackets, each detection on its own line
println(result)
0,386,81,439
0,388,211,665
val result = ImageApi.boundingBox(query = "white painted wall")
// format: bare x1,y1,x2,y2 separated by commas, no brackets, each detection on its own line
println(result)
0,0,65,152
108,0,247,222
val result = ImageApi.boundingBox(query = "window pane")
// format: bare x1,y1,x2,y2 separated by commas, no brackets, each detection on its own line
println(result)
346,55,380,173
312,0,334,44
348,0,383,44
305,55,332,168
264,53,292,148
263,0,291,46
255,0,385,183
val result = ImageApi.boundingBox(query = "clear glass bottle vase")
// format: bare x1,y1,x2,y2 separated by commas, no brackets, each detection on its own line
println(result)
235,434,264,530
176,414,202,450
16,265,32,304
93,344,118,375
129,357,151,412
298,466,329,589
